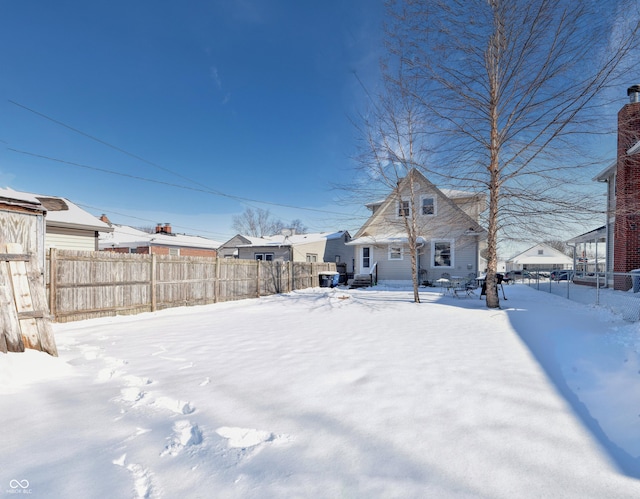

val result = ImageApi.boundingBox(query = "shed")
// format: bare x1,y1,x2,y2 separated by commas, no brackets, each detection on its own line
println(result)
0,188,57,356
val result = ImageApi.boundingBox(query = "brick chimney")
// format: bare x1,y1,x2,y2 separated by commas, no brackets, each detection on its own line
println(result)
613,85,640,289
155,223,163,234
163,223,172,234
99,214,111,225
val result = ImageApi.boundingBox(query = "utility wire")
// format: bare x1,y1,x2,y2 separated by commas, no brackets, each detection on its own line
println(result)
8,99,363,221
8,147,355,217
8,99,220,193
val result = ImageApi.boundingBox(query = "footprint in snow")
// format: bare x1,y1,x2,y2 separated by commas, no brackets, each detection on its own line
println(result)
153,396,195,415
161,420,203,457
112,454,153,499
216,426,292,449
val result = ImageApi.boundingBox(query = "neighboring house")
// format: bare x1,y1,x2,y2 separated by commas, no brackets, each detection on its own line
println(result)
0,188,113,253
347,169,487,285
99,220,221,257
231,231,352,265
593,85,640,289
566,226,607,275
217,234,275,259
505,243,573,272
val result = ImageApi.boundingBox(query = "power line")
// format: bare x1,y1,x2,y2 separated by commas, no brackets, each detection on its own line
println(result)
8,147,357,217
8,99,215,192
8,100,361,220
75,203,234,241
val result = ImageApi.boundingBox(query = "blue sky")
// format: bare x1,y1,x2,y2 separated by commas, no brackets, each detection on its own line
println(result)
0,1,384,242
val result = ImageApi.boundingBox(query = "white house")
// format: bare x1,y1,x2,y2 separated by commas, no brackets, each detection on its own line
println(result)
347,169,487,286
506,243,573,272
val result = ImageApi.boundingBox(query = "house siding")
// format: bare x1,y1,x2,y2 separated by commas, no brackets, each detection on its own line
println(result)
324,234,353,267
290,240,328,262
46,227,98,251
351,169,486,284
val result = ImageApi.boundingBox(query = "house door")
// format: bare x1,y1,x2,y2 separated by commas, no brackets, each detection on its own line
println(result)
360,247,371,272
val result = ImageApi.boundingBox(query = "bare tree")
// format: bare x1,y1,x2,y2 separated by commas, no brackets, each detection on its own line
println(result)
381,0,639,308
232,208,279,237
352,30,435,303
232,208,308,237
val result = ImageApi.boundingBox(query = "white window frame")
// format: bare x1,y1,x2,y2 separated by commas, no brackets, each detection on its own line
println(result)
397,200,410,218
431,239,454,268
168,248,180,256
388,244,403,260
421,196,436,216
361,247,371,269
306,253,318,263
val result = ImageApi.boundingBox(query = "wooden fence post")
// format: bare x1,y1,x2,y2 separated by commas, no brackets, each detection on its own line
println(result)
289,261,294,292
256,259,261,298
49,248,57,320
151,253,157,312
214,257,220,303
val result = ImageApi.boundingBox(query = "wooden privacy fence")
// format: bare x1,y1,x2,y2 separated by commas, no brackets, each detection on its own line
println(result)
47,249,336,323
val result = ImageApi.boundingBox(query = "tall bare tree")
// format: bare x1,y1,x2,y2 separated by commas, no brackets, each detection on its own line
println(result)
381,0,639,308
354,30,430,303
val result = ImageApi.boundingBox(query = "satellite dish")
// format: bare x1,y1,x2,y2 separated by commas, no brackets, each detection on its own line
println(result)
281,228,292,237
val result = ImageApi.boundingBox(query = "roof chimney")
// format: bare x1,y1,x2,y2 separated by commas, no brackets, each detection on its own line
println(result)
164,223,172,234
155,223,163,234
628,85,640,104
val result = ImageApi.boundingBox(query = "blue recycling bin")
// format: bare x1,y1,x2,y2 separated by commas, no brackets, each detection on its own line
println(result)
319,271,340,288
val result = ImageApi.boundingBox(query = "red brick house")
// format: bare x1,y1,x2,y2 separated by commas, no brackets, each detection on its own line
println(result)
99,219,221,258
594,85,640,290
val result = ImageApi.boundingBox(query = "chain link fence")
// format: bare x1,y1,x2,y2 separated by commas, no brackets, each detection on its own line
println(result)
520,271,640,322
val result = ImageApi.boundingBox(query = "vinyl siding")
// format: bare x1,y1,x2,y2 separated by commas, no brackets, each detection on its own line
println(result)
46,227,98,251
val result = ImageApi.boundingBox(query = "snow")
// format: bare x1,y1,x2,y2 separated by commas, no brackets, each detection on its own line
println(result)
1,284,640,498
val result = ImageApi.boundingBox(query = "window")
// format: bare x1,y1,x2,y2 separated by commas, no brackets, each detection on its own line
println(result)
306,254,318,263
432,240,453,268
422,197,435,215
335,255,341,263
362,247,370,268
169,248,180,256
397,200,410,217
538,249,544,255
255,253,274,261
389,245,403,260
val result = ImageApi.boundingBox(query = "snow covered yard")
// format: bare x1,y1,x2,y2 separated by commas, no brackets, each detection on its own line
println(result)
1,284,639,498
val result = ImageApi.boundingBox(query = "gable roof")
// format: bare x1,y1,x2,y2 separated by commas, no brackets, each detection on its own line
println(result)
99,224,221,250
0,188,112,232
506,243,572,265
353,169,485,240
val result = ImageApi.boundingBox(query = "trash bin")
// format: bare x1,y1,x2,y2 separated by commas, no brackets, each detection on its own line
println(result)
319,271,340,288
631,269,640,292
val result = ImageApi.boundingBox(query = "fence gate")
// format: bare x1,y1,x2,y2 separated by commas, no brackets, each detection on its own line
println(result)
0,243,57,356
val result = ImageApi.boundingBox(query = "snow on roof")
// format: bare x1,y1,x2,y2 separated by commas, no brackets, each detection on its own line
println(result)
346,234,426,245
238,231,348,247
0,187,42,205
99,224,222,250
0,187,111,231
